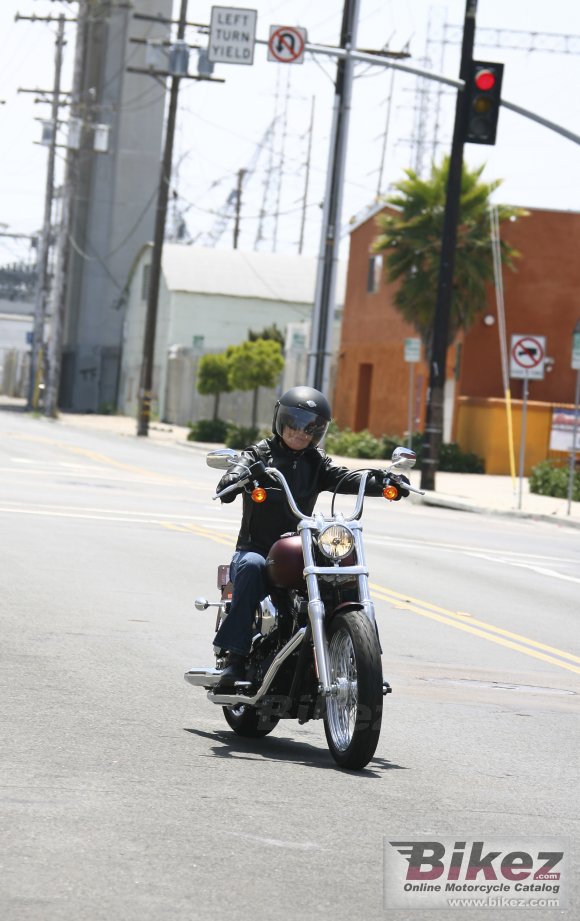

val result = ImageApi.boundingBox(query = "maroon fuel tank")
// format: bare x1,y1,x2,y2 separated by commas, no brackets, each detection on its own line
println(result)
265,534,305,589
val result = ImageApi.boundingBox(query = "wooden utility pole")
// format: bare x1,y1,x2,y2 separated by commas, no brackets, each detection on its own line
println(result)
137,0,188,436
27,14,65,410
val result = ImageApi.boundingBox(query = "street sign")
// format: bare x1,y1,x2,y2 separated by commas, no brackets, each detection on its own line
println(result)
550,407,580,452
572,331,580,370
267,25,307,64
509,334,546,380
207,7,257,65
404,338,421,363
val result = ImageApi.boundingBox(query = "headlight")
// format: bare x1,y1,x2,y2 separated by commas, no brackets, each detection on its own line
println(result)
317,524,354,561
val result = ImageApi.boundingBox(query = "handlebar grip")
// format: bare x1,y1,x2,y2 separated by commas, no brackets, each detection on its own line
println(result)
213,475,250,501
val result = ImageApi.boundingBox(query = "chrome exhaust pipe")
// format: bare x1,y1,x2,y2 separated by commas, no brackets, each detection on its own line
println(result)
207,627,307,706
184,667,223,688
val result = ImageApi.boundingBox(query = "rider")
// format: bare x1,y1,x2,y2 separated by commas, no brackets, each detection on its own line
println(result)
213,385,408,687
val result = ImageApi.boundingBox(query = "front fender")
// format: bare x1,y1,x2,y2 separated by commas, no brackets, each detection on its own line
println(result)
326,601,382,654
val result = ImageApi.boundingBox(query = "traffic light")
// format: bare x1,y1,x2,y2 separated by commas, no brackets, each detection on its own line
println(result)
463,61,504,145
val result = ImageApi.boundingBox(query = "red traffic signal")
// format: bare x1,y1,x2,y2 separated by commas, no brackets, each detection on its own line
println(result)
464,61,504,146
474,69,496,92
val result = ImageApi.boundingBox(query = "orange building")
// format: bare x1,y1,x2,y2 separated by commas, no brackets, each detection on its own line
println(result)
334,205,580,474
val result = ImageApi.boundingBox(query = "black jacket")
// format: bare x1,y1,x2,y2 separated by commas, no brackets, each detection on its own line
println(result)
216,436,385,557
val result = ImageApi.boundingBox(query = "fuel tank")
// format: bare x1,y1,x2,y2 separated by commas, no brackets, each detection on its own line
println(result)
266,534,304,589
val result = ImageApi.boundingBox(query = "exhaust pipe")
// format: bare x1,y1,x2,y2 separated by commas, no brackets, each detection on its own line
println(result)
184,628,307,704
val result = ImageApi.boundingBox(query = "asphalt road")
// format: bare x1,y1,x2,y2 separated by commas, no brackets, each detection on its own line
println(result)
1,408,578,921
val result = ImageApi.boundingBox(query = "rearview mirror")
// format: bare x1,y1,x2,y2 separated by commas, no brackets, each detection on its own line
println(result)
391,446,416,470
206,448,242,470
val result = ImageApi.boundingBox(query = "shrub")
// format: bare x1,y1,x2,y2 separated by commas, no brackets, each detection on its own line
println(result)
187,418,228,443
324,424,385,459
529,460,580,501
439,441,485,474
325,425,484,472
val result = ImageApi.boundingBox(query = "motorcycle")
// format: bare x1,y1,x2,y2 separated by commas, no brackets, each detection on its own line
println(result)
184,445,423,771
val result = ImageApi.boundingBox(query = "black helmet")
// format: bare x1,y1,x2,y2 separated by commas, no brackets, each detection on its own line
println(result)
272,386,332,448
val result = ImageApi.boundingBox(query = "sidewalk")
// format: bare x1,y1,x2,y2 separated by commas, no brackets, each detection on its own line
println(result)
3,398,580,529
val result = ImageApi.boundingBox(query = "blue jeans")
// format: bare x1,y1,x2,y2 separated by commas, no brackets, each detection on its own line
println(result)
213,550,268,656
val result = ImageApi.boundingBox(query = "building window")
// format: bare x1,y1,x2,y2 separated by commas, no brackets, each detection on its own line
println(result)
367,253,383,293
141,264,150,302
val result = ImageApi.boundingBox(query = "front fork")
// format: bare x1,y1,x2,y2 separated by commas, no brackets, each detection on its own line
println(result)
299,524,376,696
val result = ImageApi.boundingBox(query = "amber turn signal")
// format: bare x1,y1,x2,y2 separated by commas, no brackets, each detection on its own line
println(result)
383,485,399,501
251,486,267,503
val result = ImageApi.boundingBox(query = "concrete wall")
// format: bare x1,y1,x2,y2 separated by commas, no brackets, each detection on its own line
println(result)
456,396,558,476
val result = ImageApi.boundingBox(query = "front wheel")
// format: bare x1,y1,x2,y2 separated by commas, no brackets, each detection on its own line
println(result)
222,704,279,738
323,611,383,770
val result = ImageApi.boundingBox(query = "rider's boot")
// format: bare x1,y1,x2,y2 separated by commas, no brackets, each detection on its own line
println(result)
216,652,246,687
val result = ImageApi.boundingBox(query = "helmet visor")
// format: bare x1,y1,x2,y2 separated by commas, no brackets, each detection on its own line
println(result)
276,405,329,446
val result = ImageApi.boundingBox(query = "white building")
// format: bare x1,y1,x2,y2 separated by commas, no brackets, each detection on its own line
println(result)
0,299,33,397
118,244,345,427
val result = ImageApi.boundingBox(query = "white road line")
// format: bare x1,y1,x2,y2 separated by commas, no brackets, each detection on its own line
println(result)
0,504,240,528
464,551,580,586
365,534,579,565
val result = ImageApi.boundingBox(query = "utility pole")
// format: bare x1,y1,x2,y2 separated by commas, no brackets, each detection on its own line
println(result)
307,0,360,394
420,0,476,491
137,0,188,436
45,1,87,419
136,0,222,436
233,168,246,249
26,14,65,410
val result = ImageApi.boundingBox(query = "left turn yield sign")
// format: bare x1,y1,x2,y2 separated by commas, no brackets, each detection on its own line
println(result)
267,25,307,63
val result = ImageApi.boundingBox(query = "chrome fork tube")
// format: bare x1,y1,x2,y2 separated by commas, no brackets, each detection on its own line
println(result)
352,527,376,626
299,524,334,694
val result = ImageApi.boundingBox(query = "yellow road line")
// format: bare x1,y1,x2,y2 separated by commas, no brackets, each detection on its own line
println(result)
370,582,580,665
371,584,580,675
161,520,234,547
9,433,192,484
153,524,580,675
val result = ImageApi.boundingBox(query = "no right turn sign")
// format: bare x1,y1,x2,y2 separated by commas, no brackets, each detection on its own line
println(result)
509,334,546,380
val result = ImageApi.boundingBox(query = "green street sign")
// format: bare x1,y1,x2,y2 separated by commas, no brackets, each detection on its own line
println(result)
572,331,580,371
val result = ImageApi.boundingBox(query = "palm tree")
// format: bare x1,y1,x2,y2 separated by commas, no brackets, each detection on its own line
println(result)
373,158,525,357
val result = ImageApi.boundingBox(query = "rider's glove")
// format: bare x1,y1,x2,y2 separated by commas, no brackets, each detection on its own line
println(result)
247,459,271,486
216,471,245,503
370,470,410,500
386,473,410,500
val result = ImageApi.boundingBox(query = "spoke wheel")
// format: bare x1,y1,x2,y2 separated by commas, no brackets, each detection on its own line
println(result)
222,704,279,738
324,611,383,770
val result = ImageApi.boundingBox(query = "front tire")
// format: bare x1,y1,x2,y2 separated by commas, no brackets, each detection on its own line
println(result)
323,610,383,770
222,704,279,738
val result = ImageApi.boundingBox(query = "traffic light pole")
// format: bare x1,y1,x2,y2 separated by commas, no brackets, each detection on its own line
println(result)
420,0,477,492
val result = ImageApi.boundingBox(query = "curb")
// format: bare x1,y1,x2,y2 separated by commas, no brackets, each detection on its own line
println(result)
413,493,580,531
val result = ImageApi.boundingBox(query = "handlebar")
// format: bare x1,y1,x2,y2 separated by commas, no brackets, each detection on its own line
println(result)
213,464,425,517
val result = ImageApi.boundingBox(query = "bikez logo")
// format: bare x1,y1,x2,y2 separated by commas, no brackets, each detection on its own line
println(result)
383,837,567,911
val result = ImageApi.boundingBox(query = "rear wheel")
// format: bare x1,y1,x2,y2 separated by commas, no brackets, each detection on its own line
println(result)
323,610,383,770
222,704,279,738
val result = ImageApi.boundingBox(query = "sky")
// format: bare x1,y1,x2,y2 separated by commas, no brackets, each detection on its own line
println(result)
1,0,580,269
